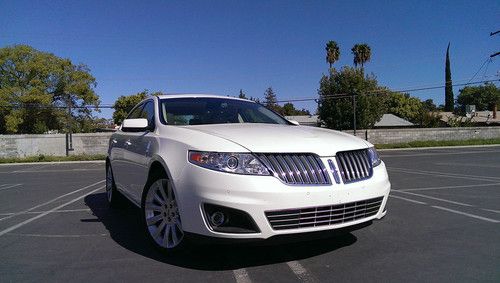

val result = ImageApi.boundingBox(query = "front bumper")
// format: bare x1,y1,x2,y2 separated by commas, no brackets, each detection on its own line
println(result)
173,159,391,239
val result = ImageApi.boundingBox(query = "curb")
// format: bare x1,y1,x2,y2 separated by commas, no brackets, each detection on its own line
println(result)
0,160,105,166
378,144,500,152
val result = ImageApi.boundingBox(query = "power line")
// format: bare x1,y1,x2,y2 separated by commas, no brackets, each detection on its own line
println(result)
0,78,498,109
276,78,499,103
467,58,491,83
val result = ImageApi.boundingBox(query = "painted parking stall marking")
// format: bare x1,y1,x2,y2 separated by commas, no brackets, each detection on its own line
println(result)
0,185,105,237
0,184,22,191
0,179,105,222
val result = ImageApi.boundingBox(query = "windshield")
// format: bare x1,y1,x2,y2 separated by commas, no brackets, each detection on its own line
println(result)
160,97,290,126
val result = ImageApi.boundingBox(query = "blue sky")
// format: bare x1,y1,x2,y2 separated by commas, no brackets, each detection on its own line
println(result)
1,0,499,118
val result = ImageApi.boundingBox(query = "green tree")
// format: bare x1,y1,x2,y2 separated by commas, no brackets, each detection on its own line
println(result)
386,92,424,123
422,99,437,112
456,83,500,116
282,103,311,116
444,43,454,111
318,67,386,130
386,93,443,127
263,87,281,112
325,41,340,69
0,45,99,134
238,89,247,99
249,96,260,103
112,90,149,125
351,43,372,69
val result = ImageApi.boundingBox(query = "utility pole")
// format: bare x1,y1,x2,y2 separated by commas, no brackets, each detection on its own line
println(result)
490,30,499,118
352,95,357,136
65,97,74,156
491,29,499,58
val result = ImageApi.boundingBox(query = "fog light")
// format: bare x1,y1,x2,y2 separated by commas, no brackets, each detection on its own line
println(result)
210,211,226,226
203,203,260,234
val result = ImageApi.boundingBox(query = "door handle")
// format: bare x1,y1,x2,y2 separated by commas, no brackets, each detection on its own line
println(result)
112,139,117,144
125,140,132,146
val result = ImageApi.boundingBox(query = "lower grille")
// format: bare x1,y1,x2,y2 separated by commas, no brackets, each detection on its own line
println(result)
265,197,383,230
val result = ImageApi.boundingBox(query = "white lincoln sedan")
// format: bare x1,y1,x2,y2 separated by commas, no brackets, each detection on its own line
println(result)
106,94,391,252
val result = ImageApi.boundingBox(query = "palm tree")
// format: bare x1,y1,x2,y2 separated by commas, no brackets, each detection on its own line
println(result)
325,41,340,69
351,43,371,69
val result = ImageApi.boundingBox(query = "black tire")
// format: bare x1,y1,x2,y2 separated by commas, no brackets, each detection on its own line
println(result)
141,171,187,253
106,163,124,208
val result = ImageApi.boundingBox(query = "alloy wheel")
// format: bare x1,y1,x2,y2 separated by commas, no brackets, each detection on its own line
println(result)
144,179,184,249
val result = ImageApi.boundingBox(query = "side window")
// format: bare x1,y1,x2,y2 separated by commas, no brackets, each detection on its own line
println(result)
127,103,144,119
141,101,155,128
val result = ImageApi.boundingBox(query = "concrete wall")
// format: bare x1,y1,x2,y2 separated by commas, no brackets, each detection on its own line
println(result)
0,133,112,158
344,127,500,145
1,127,500,158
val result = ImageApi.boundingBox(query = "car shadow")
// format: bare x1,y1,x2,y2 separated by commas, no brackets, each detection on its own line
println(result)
84,192,358,271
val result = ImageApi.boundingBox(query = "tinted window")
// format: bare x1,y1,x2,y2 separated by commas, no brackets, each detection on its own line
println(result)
141,101,155,128
160,98,289,126
126,103,144,119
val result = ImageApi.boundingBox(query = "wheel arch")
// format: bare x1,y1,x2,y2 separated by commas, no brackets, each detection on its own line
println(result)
142,155,177,207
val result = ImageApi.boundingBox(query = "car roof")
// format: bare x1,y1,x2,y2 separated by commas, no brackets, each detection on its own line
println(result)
155,93,254,102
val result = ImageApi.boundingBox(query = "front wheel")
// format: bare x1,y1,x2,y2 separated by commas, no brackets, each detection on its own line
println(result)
142,178,185,252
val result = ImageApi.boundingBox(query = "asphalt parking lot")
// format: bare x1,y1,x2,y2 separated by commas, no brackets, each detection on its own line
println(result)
0,146,499,282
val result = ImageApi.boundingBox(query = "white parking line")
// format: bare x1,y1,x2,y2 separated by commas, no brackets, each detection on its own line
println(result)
1,168,102,174
0,185,104,237
0,184,22,191
0,208,92,216
432,206,500,223
392,190,474,207
233,268,252,283
7,232,108,238
389,195,427,205
381,149,500,158
0,180,104,221
434,162,500,169
12,164,53,173
399,183,500,192
388,168,498,183
388,167,500,182
287,261,318,283
482,208,500,214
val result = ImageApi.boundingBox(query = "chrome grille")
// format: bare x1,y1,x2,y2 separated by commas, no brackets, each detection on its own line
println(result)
266,197,383,230
336,149,373,183
256,153,331,185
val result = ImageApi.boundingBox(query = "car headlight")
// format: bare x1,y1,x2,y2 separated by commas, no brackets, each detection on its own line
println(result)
188,151,270,175
367,147,381,167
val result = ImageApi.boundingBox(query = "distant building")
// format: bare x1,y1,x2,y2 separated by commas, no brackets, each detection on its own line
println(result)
285,114,414,128
440,111,500,126
285,115,319,127
374,114,414,128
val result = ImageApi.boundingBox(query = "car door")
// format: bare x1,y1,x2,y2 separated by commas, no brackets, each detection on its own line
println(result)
122,100,157,202
113,102,145,198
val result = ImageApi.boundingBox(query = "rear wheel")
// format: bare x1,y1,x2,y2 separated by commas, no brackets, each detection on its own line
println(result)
142,177,185,252
106,164,123,208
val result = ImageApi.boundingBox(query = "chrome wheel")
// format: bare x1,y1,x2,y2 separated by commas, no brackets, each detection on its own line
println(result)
144,179,184,249
106,166,113,203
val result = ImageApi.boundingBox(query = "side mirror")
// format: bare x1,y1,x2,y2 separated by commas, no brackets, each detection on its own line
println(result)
122,118,149,132
288,120,300,126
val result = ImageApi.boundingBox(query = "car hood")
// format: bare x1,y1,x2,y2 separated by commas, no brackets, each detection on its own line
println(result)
184,124,369,156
